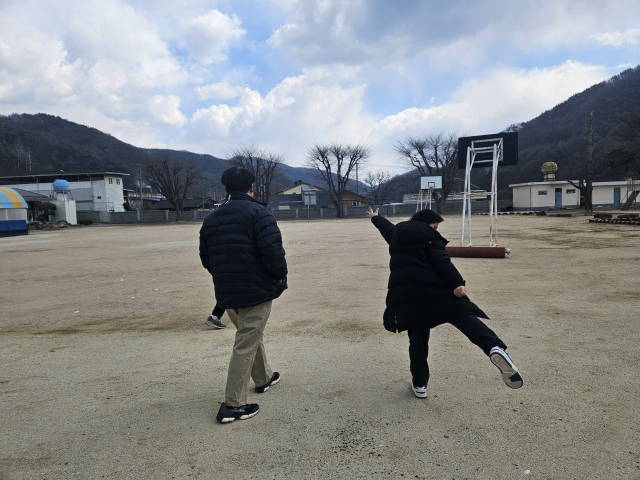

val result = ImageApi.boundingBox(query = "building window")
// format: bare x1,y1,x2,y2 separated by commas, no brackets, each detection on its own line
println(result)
97,196,102,199
352,202,361,206
116,178,121,185
538,190,547,195
108,177,113,184
566,189,575,194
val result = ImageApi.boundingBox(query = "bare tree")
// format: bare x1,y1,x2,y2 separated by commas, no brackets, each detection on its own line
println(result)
394,132,459,214
305,143,371,217
363,170,397,205
229,146,284,203
569,111,600,213
144,154,201,221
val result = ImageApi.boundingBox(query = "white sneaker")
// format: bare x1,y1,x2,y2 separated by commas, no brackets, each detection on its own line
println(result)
490,346,523,389
205,315,226,329
412,384,427,399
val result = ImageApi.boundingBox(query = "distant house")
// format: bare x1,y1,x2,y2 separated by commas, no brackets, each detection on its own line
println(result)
271,181,366,209
154,198,216,211
276,181,325,195
337,189,367,207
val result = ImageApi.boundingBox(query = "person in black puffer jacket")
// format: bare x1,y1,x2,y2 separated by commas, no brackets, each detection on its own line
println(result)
368,207,523,399
200,167,287,423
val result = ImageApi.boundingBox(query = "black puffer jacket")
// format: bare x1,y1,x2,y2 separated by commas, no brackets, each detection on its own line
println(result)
372,216,487,332
199,192,288,309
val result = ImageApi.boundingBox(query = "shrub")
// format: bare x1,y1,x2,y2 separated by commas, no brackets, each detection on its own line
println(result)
78,219,94,225
40,202,57,216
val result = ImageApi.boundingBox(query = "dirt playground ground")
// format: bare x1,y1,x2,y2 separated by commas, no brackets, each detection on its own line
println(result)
1,213,639,479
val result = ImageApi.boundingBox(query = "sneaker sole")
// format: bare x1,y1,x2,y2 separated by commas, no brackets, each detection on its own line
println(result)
412,387,427,399
216,410,259,423
256,374,281,393
205,322,226,329
491,353,523,389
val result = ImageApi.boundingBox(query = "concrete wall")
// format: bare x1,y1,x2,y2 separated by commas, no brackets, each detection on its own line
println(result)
76,211,101,223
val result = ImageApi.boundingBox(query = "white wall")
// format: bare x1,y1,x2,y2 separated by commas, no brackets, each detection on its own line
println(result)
512,186,532,210
592,183,626,206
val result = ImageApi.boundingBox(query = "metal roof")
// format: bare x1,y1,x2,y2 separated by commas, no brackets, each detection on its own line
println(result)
10,188,51,202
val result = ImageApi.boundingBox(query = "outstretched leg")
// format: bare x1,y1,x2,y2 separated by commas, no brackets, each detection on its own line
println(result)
448,314,506,355
449,314,523,389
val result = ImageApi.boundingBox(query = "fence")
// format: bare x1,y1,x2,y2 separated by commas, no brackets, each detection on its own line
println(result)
75,198,513,225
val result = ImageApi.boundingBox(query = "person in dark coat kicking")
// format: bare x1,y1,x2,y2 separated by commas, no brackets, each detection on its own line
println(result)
367,207,523,398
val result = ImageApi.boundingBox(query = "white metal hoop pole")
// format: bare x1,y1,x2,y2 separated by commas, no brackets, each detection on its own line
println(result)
461,146,471,246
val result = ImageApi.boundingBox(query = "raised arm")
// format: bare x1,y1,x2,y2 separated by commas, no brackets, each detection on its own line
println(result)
369,209,395,245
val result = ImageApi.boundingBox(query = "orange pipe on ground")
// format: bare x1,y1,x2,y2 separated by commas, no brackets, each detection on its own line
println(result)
446,246,506,258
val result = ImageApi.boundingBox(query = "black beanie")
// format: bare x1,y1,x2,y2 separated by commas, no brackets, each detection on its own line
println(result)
411,209,444,225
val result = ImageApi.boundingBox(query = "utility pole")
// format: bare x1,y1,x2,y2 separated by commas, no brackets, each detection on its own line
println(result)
356,160,359,199
136,164,143,211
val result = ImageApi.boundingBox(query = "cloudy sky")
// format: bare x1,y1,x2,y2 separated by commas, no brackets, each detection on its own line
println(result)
1,0,639,172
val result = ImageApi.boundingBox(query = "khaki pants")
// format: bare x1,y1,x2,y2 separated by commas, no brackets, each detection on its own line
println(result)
224,300,273,407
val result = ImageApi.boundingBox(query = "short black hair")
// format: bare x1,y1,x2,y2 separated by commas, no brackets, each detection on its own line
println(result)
221,167,255,193
412,209,444,225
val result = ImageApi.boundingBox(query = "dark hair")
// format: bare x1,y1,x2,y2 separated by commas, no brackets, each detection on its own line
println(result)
221,167,255,193
412,209,444,225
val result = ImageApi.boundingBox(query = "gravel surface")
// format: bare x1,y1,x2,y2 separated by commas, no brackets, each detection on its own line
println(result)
1,214,639,479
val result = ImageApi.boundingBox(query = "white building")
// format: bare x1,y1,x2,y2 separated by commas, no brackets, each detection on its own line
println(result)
0,172,129,212
510,180,636,211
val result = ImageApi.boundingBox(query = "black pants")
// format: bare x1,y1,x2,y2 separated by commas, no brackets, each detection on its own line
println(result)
212,304,225,318
407,314,507,387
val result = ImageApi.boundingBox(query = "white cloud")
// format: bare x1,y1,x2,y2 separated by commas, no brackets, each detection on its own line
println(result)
268,1,640,68
150,95,188,128
375,61,610,136
592,29,640,49
187,9,246,65
195,82,244,100
180,66,374,162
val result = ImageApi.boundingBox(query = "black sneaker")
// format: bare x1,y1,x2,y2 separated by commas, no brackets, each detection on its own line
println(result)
255,372,281,393
216,403,259,423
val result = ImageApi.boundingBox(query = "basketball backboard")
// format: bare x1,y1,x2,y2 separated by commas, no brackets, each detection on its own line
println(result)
457,132,518,169
420,176,442,189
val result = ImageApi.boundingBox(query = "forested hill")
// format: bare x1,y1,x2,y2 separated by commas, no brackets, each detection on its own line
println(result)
0,113,230,189
490,65,640,190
